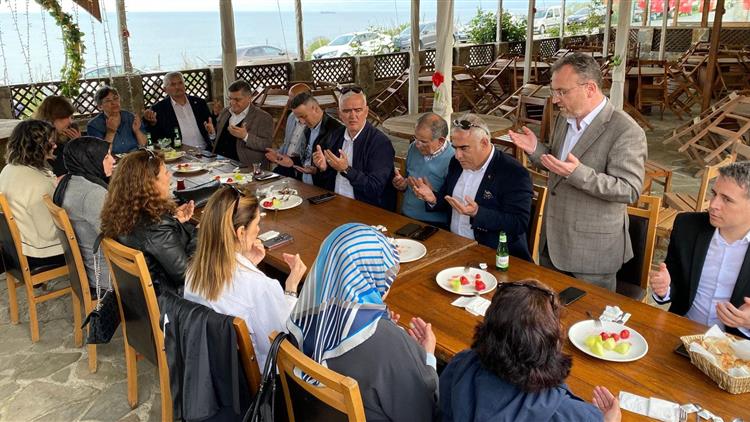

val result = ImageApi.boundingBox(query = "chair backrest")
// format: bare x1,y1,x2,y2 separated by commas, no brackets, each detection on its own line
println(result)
528,184,548,264
514,95,554,144
696,155,736,211
42,194,93,309
394,155,407,214
0,192,31,281
616,195,661,290
233,317,262,397
732,141,750,161
101,237,163,366
272,331,366,422
288,83,311,99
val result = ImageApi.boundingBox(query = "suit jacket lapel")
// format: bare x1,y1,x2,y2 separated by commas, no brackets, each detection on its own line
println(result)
212,110,230,153
730,244,750,305
475,151,498,203
688,225,714,305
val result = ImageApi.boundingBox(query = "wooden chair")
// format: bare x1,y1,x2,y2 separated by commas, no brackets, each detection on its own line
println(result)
0,192,70,342
368,70,409,125
101,238,172,422
732,141,750,161
486,83,543,117
642,160,673,195
470,56,514,113
394,155,407,214
42,195,98,372
271,331,366,422
233,317,262,397
635,60,669,120
528,184,548,264
513,95,554,145
616,195,661,301
663,155,736,212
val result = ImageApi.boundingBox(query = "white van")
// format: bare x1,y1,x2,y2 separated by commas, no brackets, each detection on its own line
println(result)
533,6,562,35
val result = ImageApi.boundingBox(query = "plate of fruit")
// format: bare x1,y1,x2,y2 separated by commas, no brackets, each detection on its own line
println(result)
393,238,427,263
260,194,303,210
163,150,186,162
213,173,251,184
436,267,497,296
171,163,206,174
568,320,648,362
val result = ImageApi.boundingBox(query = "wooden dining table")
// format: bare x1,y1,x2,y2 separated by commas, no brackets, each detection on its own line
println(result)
381,112,513,139
386,245,749,421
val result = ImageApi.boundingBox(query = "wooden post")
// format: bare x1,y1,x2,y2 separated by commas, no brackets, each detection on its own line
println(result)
116,0,133,73
408,0,420,114
603,0,613,57
559,0,566,45
643,0,650,26
701,0,711,27
609,0,632,110
220,0,237,103
523,0,535,84
659,0,668,60
702,0,725,111
294,0,304,60
496,0,503,43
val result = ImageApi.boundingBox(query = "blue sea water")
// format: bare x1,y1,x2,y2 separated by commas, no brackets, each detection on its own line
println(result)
0,1,572,84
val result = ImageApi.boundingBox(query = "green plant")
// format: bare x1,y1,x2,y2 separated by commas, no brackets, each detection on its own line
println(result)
35,0,85,97
305,37,330,60
367,22,409,38
466,8,526,44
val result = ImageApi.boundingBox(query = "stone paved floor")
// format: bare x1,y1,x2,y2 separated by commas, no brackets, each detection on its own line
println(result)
0,107,704,421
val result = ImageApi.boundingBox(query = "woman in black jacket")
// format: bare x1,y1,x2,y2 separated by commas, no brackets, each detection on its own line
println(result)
101,149,196,293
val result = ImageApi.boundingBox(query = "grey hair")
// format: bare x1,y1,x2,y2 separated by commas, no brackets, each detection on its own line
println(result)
451,113,490,141
718,161,750,198
416,112,449,140
550,52,603,90
162,71,184,88
339,90,367,107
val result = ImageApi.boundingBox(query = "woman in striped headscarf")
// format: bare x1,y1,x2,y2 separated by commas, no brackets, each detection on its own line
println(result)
288,223,438,422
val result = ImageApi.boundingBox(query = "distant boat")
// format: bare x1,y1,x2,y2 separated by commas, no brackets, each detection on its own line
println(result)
320,11,336,14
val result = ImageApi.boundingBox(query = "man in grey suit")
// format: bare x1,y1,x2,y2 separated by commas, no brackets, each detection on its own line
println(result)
509,53,647,291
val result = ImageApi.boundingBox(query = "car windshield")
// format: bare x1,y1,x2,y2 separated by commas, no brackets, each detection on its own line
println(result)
534,9,547,18
400,24,425,37
329,35,354,46
574,8,589,16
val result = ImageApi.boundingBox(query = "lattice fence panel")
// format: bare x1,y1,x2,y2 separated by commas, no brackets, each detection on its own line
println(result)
373,52,409,80
652,28,662,51
422,49,436,72
564,35,587,48
539,38,560,58
719,29,750,48
507,41,525,56
141,68,212,108
663,28,693,52
312,57,355,84
235,63,291,91
10,78,110,119
468,44,495,67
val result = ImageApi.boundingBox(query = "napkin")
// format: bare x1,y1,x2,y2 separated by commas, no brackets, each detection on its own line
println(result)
688,325,750,376
618,392,680,422
451,296,491,317
599,305,631,324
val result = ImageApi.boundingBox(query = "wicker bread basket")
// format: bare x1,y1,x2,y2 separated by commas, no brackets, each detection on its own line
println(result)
680,334,750,394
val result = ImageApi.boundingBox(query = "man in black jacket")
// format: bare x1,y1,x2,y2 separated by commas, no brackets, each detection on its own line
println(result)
265,92,343,186
651,161,750,338
143,72,214,150
410,114,532,260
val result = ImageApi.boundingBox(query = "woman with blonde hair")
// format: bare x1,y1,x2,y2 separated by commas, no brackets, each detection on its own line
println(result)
100,149,195,294
33,95,81,176
184,185,306,369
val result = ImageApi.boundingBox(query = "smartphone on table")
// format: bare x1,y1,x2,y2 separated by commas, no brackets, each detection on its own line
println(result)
559,286,586,306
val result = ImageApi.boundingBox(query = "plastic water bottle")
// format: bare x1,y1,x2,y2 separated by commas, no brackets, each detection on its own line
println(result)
173,127,182,148
496,231,509,272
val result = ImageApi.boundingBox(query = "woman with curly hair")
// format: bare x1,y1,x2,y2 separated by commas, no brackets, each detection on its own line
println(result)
33,95,81,176
100,149,195,293
0,120,64,262
440,279,621,422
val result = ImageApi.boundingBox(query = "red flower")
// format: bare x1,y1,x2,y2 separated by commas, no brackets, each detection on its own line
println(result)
432,71,444,89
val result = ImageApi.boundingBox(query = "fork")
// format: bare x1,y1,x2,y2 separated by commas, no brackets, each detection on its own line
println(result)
679,407,687,422
463,262,472,273
586,311,602,329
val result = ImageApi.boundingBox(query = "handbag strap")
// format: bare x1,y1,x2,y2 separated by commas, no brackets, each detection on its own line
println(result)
92,233,112,308
242,332,288,422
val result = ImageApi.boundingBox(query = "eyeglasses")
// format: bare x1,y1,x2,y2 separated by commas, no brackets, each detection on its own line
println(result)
453,119,490,136
340,86,363,95
412,136,434,145
139,147,158,160
497,281,555,304
223,183,246,218
550,83,589,98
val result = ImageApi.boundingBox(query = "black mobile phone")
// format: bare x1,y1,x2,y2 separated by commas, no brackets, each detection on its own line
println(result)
559,287,586,306
411,225,438,241
308,192,336,205
200,152,216,158
262,233,293,249
395,223,422,237
674,342,690,359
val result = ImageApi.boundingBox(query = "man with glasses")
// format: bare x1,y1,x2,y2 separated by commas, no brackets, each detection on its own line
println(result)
392,112,453,226
312,87,396,210
410,114,532,260
87,86,147,154
508,53,646,290
211,80,273,168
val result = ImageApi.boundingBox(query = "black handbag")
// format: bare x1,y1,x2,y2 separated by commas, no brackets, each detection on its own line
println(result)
173,180,221,208
243,332,288,422
81,235,120,344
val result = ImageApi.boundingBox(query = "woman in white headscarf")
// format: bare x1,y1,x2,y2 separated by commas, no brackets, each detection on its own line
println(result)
288,223,438,422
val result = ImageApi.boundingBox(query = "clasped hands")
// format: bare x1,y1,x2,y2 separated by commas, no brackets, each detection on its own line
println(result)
409,177,478,217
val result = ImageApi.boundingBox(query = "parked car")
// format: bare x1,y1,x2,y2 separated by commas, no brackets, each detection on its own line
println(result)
83,65,142,79
533,5,562,35
208,45,296,67
394,22,468,51
311,32,393,59
566,6,606,25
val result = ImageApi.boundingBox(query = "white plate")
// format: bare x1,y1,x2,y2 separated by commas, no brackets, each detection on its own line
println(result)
171,163,206,174
260,195,303,210
436,267,498,296
163,151,186,162
568,320,648,362
213,173,252,184
394,238,427,263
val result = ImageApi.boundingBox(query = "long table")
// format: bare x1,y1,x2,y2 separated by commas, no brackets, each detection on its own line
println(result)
386,245,748,420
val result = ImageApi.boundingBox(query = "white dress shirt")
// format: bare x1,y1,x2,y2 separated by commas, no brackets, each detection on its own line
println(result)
334,126,365,199
183,253,297,370
450,148,495,239
171,98,205,149
558,97,607,160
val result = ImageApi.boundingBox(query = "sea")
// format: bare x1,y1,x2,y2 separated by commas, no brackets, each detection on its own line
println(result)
0,0,576,85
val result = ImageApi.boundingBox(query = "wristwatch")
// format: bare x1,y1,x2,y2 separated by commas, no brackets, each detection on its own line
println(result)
340,166,352,177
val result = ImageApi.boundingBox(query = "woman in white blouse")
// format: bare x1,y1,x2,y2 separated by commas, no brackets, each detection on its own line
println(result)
184,185,306,368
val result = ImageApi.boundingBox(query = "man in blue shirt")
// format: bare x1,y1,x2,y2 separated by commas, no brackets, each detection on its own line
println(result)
87,86,147,154
392,112,453,227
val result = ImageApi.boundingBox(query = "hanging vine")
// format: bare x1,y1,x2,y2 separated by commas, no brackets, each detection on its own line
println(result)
35,0,85,97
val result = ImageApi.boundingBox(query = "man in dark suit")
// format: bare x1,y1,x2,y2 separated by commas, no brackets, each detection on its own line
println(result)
651,161,750,338
212,80,273,168
143,72,214,149
410,114,533,260
265,92,342,186
311,88,396,210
